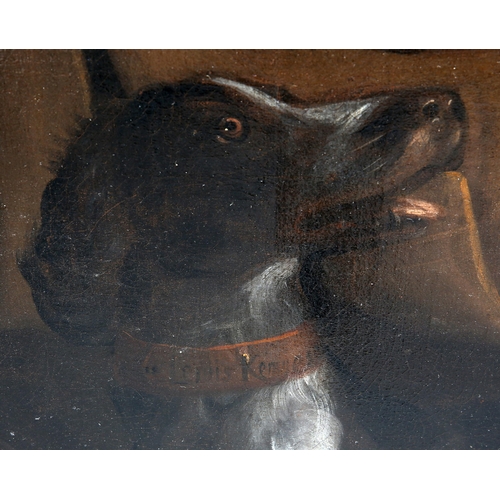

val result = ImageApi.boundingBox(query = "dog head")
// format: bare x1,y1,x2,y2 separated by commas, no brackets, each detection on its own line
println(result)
19,78,466,346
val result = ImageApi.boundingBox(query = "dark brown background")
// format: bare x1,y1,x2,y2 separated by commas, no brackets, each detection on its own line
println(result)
1,49,500,331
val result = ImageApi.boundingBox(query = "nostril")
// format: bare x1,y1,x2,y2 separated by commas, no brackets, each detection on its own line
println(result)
422,101,440,120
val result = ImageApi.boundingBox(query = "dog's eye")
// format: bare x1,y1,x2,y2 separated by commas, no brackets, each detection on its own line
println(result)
217,117,244,142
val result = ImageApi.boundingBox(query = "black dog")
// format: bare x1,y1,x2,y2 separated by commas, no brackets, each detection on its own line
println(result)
18,69,469,448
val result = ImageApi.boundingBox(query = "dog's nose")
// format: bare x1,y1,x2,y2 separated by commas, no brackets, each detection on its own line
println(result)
421,91,466,123
379,90,466,195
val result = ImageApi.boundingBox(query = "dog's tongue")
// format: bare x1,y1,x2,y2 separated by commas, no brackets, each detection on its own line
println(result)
390,197,446,220
293,192,447,250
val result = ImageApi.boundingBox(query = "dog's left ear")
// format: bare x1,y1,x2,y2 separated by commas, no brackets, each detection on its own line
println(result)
82,49,127,110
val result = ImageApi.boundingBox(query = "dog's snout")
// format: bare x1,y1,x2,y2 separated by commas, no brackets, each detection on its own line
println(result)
286,89,467,245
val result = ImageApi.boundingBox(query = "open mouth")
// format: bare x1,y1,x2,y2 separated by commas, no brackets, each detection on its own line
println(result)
294,195,446,248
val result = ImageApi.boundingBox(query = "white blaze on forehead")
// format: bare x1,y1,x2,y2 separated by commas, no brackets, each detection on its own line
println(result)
212,77,387,131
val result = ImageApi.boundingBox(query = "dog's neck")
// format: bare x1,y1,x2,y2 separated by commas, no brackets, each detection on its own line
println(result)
120,258,305,347
112,258,321,397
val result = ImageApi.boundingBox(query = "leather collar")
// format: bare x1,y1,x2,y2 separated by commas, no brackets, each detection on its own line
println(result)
113,322,322,397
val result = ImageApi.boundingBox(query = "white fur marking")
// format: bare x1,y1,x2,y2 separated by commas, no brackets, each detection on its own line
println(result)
212,77,384,129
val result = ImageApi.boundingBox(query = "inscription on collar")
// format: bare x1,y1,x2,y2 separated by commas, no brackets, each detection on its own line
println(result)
114,323,322,396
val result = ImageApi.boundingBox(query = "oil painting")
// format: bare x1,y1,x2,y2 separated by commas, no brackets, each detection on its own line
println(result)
1,49,500,449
